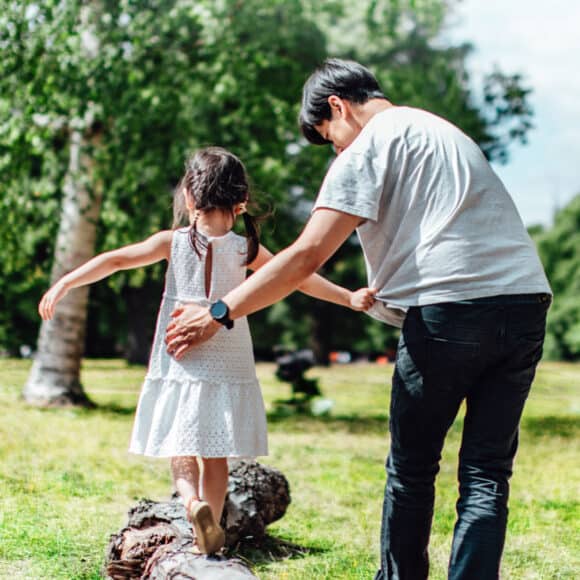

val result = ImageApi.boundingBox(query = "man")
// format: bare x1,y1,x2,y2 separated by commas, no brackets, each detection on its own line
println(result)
166,59,551,579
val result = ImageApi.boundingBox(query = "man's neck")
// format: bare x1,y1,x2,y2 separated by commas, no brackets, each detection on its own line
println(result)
353,99,394,129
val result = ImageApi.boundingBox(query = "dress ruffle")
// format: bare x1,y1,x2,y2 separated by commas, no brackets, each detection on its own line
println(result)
129,376,268,458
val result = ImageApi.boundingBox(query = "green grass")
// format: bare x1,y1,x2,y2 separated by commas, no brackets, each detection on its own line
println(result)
0,359,578,579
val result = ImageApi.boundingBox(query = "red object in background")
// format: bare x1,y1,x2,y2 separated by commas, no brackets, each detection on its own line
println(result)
329,351,352,364
376,355,389,365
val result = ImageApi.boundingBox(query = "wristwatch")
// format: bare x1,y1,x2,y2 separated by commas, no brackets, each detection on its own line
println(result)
209,299,234,329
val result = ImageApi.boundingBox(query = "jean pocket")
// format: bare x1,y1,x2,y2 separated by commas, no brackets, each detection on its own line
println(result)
425,337,480,385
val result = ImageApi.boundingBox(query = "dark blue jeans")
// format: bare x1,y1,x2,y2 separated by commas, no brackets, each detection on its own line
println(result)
375,293,550,580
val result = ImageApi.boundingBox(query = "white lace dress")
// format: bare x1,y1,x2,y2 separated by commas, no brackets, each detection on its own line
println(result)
129,228,268,458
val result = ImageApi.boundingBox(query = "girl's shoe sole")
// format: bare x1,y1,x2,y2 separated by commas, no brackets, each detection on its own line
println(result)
189,501,225,554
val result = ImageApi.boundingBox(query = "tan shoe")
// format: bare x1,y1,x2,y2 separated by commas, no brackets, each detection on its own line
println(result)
188,499,225,554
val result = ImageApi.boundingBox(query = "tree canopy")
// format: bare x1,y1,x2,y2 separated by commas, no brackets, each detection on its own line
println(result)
1,0,537,364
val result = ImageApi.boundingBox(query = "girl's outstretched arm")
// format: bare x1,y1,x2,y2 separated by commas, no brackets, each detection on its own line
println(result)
248,244,376,312
39,230,173,320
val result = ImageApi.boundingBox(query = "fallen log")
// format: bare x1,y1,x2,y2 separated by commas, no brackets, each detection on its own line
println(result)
105,460,291,579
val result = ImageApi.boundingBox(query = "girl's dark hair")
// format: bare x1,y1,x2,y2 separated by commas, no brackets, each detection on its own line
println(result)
172,147,260,265
299,58,387,145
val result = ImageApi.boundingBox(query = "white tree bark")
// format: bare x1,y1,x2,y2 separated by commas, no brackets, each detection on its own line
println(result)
24,5,103,407
23,128,102,406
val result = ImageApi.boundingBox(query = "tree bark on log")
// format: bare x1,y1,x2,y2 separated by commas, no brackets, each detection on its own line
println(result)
105,461,290,579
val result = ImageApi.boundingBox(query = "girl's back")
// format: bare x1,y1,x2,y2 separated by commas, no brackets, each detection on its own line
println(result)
148,227,256,380
166,228,248,304
131,226,267,458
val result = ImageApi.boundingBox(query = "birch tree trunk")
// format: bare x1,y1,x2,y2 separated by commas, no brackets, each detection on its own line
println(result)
23,4,103,407
23,128,102,406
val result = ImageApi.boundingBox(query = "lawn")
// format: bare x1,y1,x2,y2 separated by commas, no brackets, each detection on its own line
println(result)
0,359,578,579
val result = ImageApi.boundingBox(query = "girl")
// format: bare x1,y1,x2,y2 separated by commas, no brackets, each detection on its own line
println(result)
39,147,376,554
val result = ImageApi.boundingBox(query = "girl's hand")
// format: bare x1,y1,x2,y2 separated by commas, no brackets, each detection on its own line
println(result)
349,287,377,311
38,282,69,320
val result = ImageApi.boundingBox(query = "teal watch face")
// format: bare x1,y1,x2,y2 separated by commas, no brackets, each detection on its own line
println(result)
210,300,228,321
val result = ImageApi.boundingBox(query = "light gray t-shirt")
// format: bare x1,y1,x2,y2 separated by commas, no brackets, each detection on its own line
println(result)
313,106,551,327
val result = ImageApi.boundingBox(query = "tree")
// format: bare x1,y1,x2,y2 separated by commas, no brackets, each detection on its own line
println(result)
1,0,205,404
0,0,327,403
530,195,580,360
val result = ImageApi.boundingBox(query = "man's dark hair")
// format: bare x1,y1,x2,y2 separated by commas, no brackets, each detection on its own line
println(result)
299,58,386,145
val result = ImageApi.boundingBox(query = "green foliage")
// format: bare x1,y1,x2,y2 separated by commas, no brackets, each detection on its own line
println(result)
1,0,536,358
0,0,206,351
0,0,327,354
321,0,533,163
530,195,580,360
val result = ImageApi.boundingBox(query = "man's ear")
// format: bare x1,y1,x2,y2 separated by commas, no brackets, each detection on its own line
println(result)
327,95,350,119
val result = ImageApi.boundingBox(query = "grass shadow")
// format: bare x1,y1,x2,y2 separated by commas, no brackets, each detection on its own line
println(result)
267,409,389,435
91,402,137,416
231,533,326,567
521,415,579,439
82,361,146,372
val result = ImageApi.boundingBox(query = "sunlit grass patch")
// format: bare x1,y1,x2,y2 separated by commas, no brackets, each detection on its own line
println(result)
0,359,578,578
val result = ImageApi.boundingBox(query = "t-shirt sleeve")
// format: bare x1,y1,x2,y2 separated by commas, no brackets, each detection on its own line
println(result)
312,141,386,222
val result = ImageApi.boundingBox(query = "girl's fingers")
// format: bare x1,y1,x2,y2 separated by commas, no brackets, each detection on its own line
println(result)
39,287,64,320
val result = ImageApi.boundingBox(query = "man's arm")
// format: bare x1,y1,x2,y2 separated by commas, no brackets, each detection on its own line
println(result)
165,209,361,359
247,240,375,312
228,209,362,317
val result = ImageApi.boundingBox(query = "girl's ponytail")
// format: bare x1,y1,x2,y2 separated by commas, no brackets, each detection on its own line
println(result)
190,209,206,259
242,211,259,265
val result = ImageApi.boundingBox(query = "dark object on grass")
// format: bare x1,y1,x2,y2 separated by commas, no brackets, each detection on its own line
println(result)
105,460,290,579
275,349,321,400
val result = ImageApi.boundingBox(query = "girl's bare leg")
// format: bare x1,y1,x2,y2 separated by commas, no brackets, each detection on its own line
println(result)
200,457,229,522
171,456,226,553
171,456,201,508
